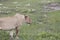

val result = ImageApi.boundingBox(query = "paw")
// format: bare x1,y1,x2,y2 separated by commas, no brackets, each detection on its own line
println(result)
15,36,19,40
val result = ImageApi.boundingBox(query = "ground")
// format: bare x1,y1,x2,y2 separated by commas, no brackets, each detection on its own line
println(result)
0,0,60,40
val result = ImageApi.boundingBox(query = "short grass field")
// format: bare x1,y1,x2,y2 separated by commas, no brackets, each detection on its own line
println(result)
0,0,60,40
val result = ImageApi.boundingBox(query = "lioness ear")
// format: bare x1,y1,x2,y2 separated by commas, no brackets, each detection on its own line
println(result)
25,15,28,19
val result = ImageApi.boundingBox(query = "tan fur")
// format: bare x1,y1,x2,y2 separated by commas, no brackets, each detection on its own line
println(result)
0,13,32,39
0,13,25,30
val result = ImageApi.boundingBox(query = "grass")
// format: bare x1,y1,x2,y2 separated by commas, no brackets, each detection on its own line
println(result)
0,0,60,40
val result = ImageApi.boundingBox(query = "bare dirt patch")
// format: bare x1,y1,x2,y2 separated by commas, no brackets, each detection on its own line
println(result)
42,2,60,12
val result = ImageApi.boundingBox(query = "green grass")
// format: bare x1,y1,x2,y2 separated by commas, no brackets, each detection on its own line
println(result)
0,0,60,40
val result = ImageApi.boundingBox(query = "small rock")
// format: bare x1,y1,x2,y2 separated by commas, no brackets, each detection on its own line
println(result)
0,11,2,12
38,22,43,24
6,11,10,13
28,9,31,11
47,1,51,2
0,4,3,5
31,9,36,12
0,7,1,8
25,3,31,6
44,14,47,17
13,2,18,4
16,6,19,8
3,6,8,8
